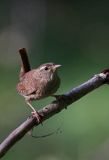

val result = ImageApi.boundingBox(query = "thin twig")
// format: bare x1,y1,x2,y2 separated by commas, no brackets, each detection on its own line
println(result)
0,71,109,158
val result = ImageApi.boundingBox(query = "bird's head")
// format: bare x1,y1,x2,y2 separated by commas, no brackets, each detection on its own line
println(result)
38,62,61,80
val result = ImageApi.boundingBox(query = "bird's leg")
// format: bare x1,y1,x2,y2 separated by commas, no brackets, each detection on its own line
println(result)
26,100,36,112
26,100,42,123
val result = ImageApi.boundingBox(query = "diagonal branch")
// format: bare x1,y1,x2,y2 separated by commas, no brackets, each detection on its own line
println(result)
0,70,109,158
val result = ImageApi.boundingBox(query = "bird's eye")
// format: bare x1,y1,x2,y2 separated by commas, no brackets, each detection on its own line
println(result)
44,66,49,70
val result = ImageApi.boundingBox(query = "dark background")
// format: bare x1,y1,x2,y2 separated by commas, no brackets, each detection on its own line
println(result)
1,0,109,160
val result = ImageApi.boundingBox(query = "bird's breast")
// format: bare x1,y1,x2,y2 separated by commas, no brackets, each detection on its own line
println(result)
41,76,60,97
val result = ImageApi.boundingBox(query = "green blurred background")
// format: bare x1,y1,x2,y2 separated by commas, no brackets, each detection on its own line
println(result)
1,0,109,159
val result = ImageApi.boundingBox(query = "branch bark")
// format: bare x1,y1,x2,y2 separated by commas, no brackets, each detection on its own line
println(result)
0,70,109,158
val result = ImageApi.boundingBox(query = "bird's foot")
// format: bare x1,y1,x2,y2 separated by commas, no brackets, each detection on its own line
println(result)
52,94,67,100
31,111,43,124
52,94,64,100
52,94,67,109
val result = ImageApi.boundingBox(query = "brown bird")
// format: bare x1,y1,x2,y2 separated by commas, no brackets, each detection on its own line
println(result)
16,62,61,123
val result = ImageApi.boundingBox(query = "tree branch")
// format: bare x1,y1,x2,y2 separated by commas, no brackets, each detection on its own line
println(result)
0,70,109,158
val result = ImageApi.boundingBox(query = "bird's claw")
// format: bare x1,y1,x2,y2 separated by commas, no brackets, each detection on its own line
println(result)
31,111,43,124
52,94,68,109
52,94,64,100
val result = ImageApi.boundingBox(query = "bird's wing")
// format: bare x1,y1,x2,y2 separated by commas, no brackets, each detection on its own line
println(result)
16,70,41,96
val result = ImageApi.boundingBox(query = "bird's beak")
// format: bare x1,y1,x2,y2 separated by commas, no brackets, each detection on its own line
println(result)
54,64,62,70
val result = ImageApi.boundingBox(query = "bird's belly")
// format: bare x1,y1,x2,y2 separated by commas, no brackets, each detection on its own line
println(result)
41,77,60,98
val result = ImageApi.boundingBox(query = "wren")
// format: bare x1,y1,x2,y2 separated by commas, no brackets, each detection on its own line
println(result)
16,63,61,122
